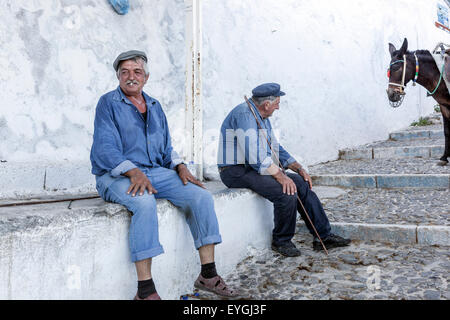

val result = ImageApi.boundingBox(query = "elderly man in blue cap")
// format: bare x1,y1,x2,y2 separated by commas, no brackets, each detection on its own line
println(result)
90,50,238,299
218,83,351,257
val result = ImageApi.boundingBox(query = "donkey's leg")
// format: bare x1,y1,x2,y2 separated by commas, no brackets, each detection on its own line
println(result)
439,115,449,165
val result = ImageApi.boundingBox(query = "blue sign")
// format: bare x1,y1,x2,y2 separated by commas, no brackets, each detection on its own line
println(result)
437,3,449,27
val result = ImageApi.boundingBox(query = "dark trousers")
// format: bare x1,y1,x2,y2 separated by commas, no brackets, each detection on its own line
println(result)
219,165,331,246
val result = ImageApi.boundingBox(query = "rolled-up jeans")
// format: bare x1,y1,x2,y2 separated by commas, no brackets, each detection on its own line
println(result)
96,166,222,262
219,165,331,246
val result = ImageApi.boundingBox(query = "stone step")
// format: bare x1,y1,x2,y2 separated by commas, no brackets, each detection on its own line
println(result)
311,174,449,188
304,186,450,245
298,222,449,246
365,137,444,149
314,186,449,226
311,155,450,188
309,158,449,176
389,128,443,141
429,111,444,121
339,145,444,160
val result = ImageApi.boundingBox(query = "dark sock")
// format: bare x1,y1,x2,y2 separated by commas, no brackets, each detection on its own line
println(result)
137,278,156,299
201,262,218,279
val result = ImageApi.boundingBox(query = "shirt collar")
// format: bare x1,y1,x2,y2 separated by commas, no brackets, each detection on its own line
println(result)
114,85,154,106
248,98,267,121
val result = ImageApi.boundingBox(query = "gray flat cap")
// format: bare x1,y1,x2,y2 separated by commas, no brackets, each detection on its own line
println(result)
113,50,148,71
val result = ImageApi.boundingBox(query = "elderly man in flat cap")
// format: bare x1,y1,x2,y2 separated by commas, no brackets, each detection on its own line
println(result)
218,83,351,257
90,50,238,299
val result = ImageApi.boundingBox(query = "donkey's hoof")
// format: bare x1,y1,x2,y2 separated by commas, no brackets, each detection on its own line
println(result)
437,160,448,166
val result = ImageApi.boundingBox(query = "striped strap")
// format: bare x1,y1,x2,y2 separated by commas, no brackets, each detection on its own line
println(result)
413,53,419,85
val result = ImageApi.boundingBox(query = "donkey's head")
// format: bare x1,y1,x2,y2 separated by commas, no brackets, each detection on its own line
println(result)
387,38,411,106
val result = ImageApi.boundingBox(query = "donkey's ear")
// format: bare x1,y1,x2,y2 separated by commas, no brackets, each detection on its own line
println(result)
399,38,408,55
389,43,396,57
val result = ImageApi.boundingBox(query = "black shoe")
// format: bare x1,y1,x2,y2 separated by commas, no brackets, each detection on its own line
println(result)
313,233,351,251
271,241,301,257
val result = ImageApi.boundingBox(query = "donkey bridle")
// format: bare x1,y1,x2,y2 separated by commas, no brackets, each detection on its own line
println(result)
387,53,419,108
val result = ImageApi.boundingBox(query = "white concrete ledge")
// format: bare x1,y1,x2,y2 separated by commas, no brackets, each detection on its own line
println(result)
0,161,95,199
0,182,273,300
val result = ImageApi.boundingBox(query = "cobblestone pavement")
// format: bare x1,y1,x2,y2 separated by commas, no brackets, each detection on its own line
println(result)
193,232,449,300
309,158,450,175
321,188,450,226
189,114,450,301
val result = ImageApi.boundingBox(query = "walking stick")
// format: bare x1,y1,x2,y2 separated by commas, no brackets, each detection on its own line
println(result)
244,96,329,255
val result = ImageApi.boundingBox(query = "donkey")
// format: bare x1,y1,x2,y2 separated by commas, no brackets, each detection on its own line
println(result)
387,38,450,166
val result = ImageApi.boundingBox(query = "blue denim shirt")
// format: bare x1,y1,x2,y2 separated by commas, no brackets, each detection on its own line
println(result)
90,86,182,179
217,99,295,174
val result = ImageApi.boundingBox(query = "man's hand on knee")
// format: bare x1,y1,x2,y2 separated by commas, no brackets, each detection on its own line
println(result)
288,162,313,189
273,170,297,195
298,170,312,189
124,168,157,196
176,164,205,188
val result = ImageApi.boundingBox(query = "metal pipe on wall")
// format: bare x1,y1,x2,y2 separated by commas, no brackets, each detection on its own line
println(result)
184,0,203,180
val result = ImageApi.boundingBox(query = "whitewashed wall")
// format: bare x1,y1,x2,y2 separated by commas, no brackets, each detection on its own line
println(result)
0,0,185,163
0,0,446,195
201,0,446,168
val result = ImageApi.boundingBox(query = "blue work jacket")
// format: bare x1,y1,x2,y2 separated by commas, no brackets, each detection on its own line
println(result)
90,86,182,180
217,100,296,174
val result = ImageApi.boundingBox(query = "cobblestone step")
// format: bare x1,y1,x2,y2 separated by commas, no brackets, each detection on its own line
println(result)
339,118,444,160
428,112,444,122
339,145,444,160
309,156,450,189
298,223,449,246
307,186,450,245
190,232,450,300
311,174,449,188
367,137,444,149
310,158,449,175
389,128,443,141
210,114,449,301
315,186,449,225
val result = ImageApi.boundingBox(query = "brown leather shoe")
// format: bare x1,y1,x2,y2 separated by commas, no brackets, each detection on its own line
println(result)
194,274,240,298
133,292,161,300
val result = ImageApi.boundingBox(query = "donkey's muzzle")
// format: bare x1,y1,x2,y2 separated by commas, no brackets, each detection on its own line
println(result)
386,88,405,102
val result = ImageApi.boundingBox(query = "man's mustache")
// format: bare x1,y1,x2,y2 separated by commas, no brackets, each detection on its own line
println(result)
126,80,139,85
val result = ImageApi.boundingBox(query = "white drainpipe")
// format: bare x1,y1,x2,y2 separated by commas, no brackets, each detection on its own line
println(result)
184,0,203,180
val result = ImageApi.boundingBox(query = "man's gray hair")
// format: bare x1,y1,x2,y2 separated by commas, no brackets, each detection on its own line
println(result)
251,95,278,106
116,56,149,78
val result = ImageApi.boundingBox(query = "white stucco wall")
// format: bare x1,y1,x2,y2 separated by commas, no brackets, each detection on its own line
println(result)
0,0,186,163
0,0,446,194
0,0,447,301
201,0,446,169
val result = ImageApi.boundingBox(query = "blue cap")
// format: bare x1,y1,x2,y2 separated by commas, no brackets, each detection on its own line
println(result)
252,83,286,97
